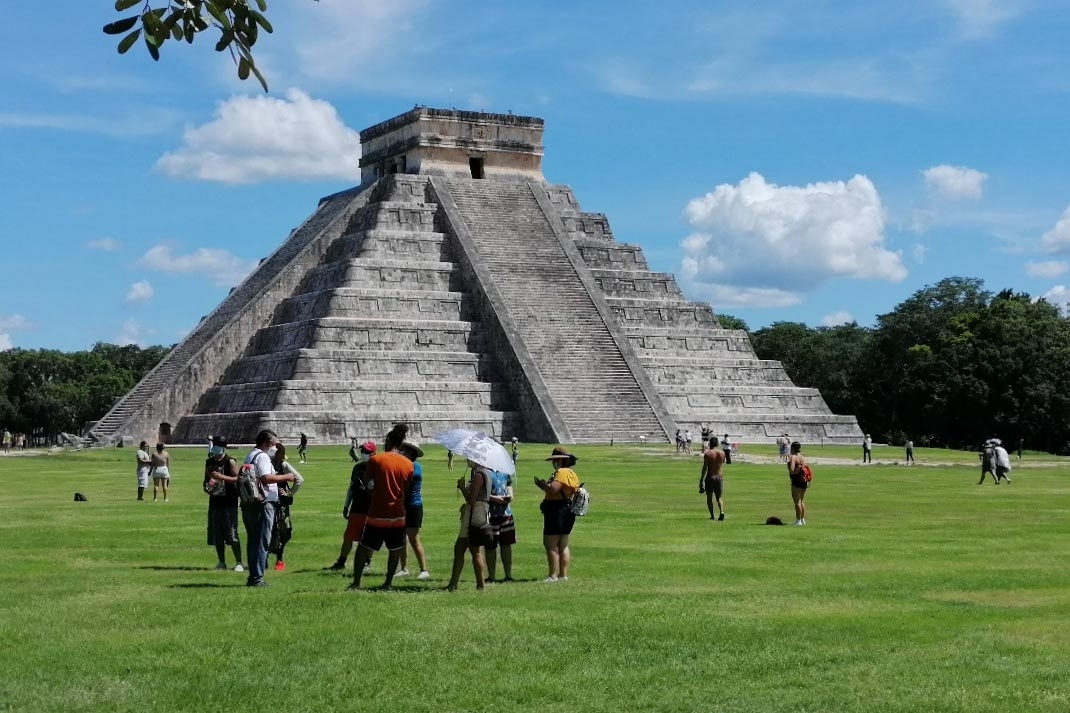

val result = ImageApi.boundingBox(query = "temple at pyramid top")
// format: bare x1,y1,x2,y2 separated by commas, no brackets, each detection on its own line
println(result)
358,107,546,184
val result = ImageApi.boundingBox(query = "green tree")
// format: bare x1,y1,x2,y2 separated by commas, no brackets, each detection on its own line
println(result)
716,314,750,332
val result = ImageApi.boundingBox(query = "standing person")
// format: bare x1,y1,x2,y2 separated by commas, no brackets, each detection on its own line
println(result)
534,447,580,583
447,449,454,471
446,460,494,591
298,432,309,464
684,430,693,455
486,468,516,582
269,443,304,572
905,438,915,465
203,437,243,572
978,443,997,484
722,434,732,465
787,441,809,526
150,443,171,502
2,429,11,453
135,441,152,501
511,437,519,466
397,441,430,580
1016,437,1024,460
327,440,377,571
348,423,415,591
700,437,726,520
242,429,296,587
862,434,873,463
777,434,789,462
993,442,1013,484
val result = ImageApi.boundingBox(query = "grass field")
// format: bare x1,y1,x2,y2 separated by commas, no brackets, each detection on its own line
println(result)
2,443,1069,712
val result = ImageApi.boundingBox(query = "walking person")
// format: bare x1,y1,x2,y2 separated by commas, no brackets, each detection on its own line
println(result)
135,441,152,501
993,441,1013,484
905,439,915,465
978,443,997,484
486,468,516,582
397,440,430,580
535,447,580,582
269,443,304,572
510,437,519,466
862,434,873,464
348,423,415,591
203,437,243,572
241,429,296,587
1016,437,1024,460
150,443,171,502
787,441,809,526
700,436,726,520
298,432,308,464
446,460,494,591
327,440,377,571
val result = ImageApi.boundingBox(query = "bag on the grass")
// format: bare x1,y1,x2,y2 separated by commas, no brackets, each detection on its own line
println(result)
568,483,590,517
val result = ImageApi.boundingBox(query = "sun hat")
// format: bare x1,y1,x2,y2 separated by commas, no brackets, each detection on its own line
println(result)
398,440,424,459
545,446,575,461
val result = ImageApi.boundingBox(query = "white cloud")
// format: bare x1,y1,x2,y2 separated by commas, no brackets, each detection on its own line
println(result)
137,245,258,288
821,311,855,327
1025,260,1068,279
125,281,155,305
678,172,906,307
923,164,988,200
86,237,121,252
912,244,928,263
0,315,27,331
944,0,1023,38
116,319,146,347
1041,206,1070,253
0,334,12,351
155,89,362,183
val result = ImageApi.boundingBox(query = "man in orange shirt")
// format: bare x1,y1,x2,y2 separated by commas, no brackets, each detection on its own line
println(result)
348,424,414,591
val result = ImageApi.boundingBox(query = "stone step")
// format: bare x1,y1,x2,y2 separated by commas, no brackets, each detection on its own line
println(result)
325,229,449,263
589,268,681,298
573,239,649,270
275,287,469,323
665,394,833,414
222,349,498,383
248,317,485,355
198,379,510,413
346,201,439,234
173,409,523,445
607,297,718,327
300,257,456,293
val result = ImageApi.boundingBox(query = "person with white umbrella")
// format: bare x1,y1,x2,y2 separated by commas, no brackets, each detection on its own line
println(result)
446,459,495,591
535,447,580,583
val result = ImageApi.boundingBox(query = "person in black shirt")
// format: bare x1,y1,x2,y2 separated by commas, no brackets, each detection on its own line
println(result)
204,437,244,571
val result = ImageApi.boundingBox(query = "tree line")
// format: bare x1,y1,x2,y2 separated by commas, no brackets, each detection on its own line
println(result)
729,277,1070,453
0,343,170,442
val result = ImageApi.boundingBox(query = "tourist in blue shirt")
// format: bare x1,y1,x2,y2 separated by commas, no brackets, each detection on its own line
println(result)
486,469,516,582
398,441,430,580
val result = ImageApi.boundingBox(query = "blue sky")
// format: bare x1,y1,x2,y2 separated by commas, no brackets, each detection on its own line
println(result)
4,0,1070,351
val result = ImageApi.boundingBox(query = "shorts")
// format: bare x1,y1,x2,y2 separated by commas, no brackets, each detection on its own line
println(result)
152,466,170,481
207,506,240,546
360,524,406,552
465,525,496,548
405,504,424,529
137,467,151,488
704,475,723,499
541,499,576,537
487,514,516,548
790,474,809,490
344,512,368,543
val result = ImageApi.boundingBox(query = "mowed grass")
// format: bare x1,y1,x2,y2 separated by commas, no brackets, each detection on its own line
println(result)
1,444,1069,713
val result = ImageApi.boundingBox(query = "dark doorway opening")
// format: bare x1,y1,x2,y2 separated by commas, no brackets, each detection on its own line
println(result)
469,157,485,179
158,422,172,444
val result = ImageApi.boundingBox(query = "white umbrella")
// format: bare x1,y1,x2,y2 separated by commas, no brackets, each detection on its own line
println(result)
432,428,515,475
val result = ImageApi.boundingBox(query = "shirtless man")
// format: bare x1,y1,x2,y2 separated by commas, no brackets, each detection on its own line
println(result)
700,437,726,521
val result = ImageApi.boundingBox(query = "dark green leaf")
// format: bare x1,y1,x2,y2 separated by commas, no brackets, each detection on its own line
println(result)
103,16,139,35
117,28,142,54
115,0,141,10
255,0,267,11
237,56,250,80
249,9,272,33
206,3,230,27
214,27,234,52
184,22,196,43
171,23,183,40
145,36,160,60
250,61,268,91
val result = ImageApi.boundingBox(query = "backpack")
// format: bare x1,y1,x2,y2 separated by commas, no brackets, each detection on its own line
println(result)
238,453,269,504
801,465,813,483
568,483,590,517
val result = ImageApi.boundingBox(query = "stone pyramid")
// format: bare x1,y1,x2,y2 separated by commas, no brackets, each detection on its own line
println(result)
90,107,862,445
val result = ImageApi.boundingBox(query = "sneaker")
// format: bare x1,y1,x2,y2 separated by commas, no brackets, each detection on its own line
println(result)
163,498,169,502
233,564,244,572
274,561,286,571
542,576,559,583
800,518,806,525
503,576,515,582
246,580,269,587
718,513,725,521
214,562,228,570
326,561,346,571
396,569,410,577
794,519,804,526
559,576,569,582
417,570,431,580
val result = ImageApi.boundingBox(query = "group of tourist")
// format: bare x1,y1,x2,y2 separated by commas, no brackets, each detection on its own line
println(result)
701,436,811,526
1,428,29,452
141,424,582,589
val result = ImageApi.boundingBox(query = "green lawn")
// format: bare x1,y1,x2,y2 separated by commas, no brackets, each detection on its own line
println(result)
1,444,1068,712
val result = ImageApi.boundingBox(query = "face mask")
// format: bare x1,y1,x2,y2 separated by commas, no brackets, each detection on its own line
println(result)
209,446,225,457
360,452,371,463
267,446,278,458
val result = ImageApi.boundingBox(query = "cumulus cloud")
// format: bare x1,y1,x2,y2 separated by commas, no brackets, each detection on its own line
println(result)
1025,260,1068,279
0,315,27,331
923,164,988,200
944,0,1022,38
116,319,146,347
137,245,258,288
678,172,906,307
1040,206,1070,253
125,281,155,304
155,89,362,183
86,237,121,252
821,311,855,327
0,333,11,351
